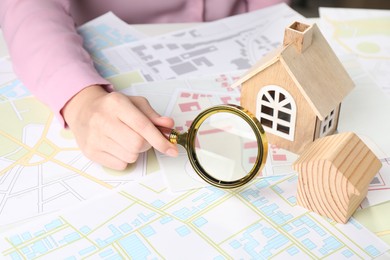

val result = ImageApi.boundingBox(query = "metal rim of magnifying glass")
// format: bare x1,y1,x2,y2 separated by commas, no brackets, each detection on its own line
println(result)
186,104,268,189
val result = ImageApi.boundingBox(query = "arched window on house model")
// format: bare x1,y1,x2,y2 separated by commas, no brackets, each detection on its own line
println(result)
256,85,296,141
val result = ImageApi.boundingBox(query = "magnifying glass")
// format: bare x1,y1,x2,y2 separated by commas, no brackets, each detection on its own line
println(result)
160,104,268,189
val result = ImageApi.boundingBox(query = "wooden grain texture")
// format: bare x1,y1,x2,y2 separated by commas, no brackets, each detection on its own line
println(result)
293,132,382,223
283,21,313,53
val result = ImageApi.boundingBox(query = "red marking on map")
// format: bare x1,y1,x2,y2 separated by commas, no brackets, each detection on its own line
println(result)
273,154,287,161
198,125,233,136
244,141,257,149
215,74,227,82
198,128,224,135
185,120,192,128
249,156,257,163
221,96,232,104
179,102,201,112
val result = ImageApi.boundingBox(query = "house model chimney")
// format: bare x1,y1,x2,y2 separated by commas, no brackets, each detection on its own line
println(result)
283,21,313,53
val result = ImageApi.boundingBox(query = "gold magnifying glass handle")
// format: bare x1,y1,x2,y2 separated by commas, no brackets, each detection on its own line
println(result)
158,127,188,148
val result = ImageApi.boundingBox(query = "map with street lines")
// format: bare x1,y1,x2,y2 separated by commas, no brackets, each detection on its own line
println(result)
0,96,146,228
103,4,305,81
0,4,389,258
0,173,389,259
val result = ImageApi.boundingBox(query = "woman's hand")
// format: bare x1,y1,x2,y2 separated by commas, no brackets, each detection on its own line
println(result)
62,85,178,170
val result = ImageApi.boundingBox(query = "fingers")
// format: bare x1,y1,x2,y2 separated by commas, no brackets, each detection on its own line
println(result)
84,133,144,170
119,96,178,156
81,126,141,166
100,136,141,163
89,151,129,171
104,115,152,154
79,127,134,170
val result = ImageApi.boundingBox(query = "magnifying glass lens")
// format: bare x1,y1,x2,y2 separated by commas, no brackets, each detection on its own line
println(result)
161,104,267,188
194,112,258,182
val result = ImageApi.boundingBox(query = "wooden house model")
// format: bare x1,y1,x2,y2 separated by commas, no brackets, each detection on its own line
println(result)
292,132,382,223
231,21,354,154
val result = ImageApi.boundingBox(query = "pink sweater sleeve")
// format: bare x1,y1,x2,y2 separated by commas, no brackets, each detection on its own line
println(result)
0,0,111,126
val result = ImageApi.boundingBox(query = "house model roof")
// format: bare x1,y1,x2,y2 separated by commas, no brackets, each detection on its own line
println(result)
292,132,381,223
231,22,354,120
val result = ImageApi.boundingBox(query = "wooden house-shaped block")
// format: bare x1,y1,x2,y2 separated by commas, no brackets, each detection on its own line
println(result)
292,132,382,223
231,21,354,154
